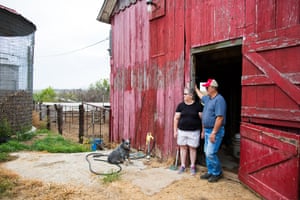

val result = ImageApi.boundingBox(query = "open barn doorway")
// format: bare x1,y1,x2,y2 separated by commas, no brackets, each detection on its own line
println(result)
191,39,243,173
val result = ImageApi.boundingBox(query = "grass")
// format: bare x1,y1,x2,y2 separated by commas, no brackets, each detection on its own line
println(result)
31,133,88,153
0,128,89,161
0,128,90,197
0,152,9,162
0,140,30,153
102,171,121,184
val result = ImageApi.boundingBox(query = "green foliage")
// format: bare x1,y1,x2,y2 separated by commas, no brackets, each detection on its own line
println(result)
30,134,88,153
0,140,30,153
0,152,9,162
16,131,36,141
0,119,12,138
87,78,110,102
38,78,110,102
33,86,57,102
0,129,89,161
89,78,109,91
102,172,121,184
35,129,52,134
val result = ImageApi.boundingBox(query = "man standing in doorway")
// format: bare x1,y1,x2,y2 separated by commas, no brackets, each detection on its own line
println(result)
195,78,227,182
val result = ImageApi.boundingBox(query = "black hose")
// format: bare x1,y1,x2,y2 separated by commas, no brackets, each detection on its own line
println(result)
85,152,122,175
129,151,147,160
85,151,150,175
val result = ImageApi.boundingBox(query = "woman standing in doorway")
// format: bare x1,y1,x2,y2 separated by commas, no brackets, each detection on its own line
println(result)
173,87,202,176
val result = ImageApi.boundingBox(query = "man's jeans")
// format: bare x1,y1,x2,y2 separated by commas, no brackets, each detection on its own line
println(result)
204,127,224,175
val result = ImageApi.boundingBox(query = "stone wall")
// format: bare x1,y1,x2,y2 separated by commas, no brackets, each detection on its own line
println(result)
0,90,32,133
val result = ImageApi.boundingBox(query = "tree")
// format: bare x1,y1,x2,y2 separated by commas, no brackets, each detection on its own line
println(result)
33,87,57,102
33,79,110,103
87,78,110,102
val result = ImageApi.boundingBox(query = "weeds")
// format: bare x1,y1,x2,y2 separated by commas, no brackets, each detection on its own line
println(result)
31,134,88,153
0,140,30,153
0,129,89,162
0,152,9,162
0,177,14,196
102,171,121,184
0,118,12,139
0,128,90,199
16,130,36,141
0,168,17,197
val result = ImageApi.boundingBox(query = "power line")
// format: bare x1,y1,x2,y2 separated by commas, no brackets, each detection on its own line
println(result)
39,38,109,58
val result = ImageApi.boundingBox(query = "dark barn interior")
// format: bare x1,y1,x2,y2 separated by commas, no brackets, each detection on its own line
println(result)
193,43,242,173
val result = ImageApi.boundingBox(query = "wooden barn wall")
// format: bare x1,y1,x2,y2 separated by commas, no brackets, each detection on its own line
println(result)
157,0,246,156
242,0,300,131
109,0,300,158
110,1,149,148
110,0,248,157
110,0,186,157
239,1,300,199
149,0,185,157
186,0,245,47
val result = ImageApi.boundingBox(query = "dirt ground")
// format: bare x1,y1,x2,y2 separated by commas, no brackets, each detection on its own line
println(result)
1,150,262,200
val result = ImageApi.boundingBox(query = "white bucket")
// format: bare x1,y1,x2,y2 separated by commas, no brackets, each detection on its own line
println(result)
233,133,240,159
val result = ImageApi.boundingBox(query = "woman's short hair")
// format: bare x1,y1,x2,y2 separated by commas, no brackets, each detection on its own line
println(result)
184,87,195,98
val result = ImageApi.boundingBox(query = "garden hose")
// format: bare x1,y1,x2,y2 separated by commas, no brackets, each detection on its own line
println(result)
85,151,147,175
85,152,122,175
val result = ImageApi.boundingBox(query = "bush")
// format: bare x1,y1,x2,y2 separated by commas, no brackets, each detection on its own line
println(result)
0,152,9,162
0,140,29,153
0,119,12,141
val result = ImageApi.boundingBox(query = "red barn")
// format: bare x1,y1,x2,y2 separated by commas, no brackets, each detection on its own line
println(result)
97,0,300,199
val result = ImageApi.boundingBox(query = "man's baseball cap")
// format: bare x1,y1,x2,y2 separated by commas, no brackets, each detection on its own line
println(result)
202,79,218,87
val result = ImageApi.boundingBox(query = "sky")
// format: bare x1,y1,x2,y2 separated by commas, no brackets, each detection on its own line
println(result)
0,0,111,90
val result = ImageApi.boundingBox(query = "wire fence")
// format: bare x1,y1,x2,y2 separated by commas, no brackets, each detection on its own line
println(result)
0,33,34,91
34,102,110,144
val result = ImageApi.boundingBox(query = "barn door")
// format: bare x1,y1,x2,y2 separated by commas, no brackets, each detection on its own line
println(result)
240,1,300,199
239,123,300,200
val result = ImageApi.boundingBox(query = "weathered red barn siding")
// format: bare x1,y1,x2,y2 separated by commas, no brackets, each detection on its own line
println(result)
109,0,187,157
99,0,300,198
110,0,248,156
240,123,300,200
148,0,186,156
187,0,245,46
240,1,300,199
109,1,151,149
242,0,300,129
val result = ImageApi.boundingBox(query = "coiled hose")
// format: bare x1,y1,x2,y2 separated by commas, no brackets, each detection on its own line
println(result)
85,151,147,175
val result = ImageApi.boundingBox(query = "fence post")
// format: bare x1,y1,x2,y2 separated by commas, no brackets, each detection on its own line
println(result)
39,103,42,120
46,105,50,130
55,104,63,135
79,104,84,143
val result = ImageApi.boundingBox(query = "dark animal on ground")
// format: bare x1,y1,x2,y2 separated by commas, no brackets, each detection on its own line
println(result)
107,138,131,164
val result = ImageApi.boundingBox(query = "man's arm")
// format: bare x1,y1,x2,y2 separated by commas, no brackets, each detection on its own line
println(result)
209,116,224,143
195,85,204,99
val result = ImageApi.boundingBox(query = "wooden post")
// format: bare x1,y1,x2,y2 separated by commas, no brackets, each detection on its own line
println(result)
79,104,84,144
55,104,63,135
102,107,105,123
99,108,102,139
46,105,50,130
39,103,42,120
